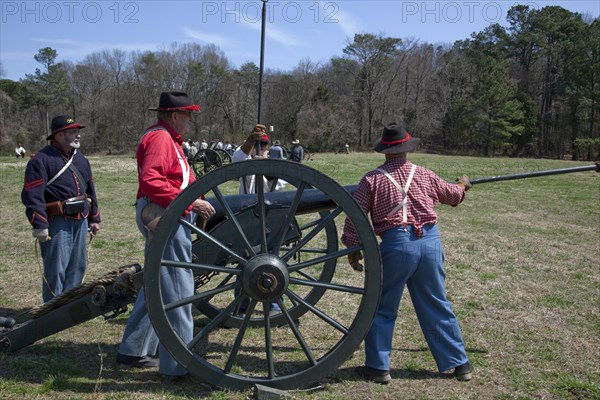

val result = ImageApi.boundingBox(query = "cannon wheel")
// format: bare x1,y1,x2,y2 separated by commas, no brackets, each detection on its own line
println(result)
192,209,338,328
144,160,381,390
191,149,223,177
190,150,205,177
202,148,223,174
214,148,232,165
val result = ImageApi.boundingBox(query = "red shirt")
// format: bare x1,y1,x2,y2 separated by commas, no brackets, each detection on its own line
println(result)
136,121,195,212
341,155,465,246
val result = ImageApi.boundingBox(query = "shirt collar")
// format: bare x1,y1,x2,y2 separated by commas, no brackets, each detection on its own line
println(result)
384,153,408,166
155,120,184,145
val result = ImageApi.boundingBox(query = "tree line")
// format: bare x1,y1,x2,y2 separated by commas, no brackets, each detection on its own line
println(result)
1,5,598,160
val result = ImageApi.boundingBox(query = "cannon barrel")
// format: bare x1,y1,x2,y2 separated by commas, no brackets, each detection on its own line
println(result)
470,164,598,185
204,164,597,228
204,185,357,231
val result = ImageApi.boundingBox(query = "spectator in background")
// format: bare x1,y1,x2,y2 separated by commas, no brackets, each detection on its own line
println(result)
224,141,233,154
289,139,304,163
15,144,26,158
21,115,101,302
182,139,190,158
337,143,350,154
187,139,198,161
268,140,285,159
231,123,284,315
232,124,276,193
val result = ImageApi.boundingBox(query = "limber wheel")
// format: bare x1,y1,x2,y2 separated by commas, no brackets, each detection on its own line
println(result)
144,159,381,390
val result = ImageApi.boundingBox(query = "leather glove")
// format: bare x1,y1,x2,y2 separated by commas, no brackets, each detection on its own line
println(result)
455,175,472,191
32,228,51,242
347,251,364,272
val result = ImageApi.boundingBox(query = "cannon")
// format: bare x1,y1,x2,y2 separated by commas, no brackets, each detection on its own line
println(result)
1,159,381,392
1,160,597,392
189,148,232,177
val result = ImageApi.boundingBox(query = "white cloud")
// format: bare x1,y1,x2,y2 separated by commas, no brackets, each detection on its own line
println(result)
30,37,157,54
233,11,304,48
183,27,232,47
265,23,305,47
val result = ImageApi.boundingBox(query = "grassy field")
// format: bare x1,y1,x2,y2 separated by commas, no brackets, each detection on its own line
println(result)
0,152,598,399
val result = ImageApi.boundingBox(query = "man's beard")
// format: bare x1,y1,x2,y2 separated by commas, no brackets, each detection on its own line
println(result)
70,141,81,149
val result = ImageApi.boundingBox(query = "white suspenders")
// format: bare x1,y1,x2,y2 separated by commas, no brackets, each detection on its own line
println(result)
375,164,417,227
173,141,190,189
139,128,190,190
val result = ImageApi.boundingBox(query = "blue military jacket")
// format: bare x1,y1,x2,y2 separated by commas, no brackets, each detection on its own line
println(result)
21,143,101,230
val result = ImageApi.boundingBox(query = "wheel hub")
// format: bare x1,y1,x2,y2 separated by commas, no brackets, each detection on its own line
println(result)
241,254,289,303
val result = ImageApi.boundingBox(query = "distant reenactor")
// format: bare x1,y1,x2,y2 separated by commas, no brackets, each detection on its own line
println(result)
289,139,304,163
15,144,26,158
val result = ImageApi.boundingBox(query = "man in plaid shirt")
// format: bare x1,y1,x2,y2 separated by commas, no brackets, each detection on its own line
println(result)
342,122,474,384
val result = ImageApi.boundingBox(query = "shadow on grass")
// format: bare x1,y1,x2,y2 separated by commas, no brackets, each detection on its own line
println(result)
334,345,488,382
0,340,219,398
337,365,448,381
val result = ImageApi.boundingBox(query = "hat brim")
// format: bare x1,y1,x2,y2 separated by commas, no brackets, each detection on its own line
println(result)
47,124,85,140
148,106,200,113
374,137,420,154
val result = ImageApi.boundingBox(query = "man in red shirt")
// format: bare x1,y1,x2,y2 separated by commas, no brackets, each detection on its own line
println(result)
342,122,473,384
116,92,214,379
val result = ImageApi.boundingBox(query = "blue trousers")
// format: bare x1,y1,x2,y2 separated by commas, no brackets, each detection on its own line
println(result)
364,224,468,372
118,197,195,376
40,216,88,302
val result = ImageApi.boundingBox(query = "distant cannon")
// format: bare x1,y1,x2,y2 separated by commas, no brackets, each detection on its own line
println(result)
189,148,232,177
1,160,596,391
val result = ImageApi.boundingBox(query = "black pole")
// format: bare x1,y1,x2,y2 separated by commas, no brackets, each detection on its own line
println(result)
257,0,268,125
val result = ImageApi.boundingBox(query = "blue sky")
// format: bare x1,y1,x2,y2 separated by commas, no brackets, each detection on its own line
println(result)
1,1,599,81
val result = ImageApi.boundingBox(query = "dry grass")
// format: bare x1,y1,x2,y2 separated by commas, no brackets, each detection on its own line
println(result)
1,153,599,399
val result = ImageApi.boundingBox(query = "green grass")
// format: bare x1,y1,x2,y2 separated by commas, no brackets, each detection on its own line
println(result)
1,153,599,399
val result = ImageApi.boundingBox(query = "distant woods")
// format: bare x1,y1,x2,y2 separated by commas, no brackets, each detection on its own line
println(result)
1,5,598,160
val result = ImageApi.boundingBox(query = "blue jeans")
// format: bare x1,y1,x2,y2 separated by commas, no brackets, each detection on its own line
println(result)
40,216,88,302
118,197,195,376
364,224,468,372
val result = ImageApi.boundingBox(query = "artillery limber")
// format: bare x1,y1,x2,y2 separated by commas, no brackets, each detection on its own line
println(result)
1,160,597,391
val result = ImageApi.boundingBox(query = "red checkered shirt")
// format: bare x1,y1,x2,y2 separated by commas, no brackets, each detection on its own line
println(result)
341,155,465,246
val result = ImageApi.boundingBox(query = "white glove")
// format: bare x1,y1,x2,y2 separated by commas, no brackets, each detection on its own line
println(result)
32,228,51,242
